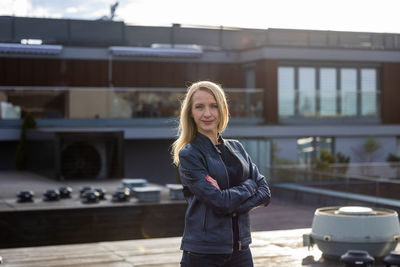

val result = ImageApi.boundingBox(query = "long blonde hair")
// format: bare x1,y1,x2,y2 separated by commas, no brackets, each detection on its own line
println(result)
172,81,229,165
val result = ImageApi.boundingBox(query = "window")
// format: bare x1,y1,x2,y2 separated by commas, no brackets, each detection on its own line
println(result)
340,68,357,116
320,68,336,116
239,139,271,175
298,67,316,116
297,137,333,165
278,67,295,116
278,65,380,119
361,69,377,116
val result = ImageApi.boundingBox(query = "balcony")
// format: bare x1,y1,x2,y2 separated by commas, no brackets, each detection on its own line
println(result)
0,86,264,127
279,90,381,124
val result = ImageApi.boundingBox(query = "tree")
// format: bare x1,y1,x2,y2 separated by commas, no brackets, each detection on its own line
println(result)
15,112,36,170
351,136,382,162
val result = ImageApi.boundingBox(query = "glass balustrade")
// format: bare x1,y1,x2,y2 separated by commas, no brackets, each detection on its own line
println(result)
279,90,380,118
0,87,264,124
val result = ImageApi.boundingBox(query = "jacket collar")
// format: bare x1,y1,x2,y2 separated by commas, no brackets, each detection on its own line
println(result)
193,132,225,154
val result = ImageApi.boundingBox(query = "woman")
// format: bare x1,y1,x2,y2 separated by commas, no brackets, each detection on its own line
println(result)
172,81,271,267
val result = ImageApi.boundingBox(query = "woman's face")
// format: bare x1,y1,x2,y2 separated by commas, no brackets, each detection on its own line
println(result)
191,89,220,137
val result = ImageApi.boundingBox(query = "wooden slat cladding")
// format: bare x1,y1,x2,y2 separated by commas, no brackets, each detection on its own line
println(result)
382,63,400,124
256,59,278,124
0,58,244,88
112,61,243,88
64,60,108,87
0,58,63,86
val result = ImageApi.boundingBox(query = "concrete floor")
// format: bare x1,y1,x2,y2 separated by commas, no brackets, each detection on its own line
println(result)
1,171,399,266
0,170,318,231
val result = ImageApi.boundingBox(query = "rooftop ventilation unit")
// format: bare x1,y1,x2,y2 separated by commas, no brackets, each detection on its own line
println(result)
27,130,124,180
303,206,400,259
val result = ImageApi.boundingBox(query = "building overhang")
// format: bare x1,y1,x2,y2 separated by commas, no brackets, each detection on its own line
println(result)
109,46,203,58
0,43,400,63
0,43,63,55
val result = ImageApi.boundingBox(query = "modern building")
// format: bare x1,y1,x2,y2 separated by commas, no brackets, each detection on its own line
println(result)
0,16,399,183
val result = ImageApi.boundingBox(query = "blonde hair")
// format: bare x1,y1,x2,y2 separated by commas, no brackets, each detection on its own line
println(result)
172,81,229,165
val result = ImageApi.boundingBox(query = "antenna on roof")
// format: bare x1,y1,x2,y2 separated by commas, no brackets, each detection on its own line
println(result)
98,1,119,21
110,1,119,20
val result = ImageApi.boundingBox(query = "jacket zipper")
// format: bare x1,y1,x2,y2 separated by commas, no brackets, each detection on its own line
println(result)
225,144,245,181
220,155,230,188
203,207,207,232
216,148,233,247
225,144,244,251
237,215,242,250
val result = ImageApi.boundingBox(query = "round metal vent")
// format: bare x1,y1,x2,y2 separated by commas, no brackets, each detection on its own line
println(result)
336,206,375,215
310,206,400,258
61,142,101,178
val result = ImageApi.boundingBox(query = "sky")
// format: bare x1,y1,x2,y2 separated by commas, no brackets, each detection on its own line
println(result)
1,0,399,34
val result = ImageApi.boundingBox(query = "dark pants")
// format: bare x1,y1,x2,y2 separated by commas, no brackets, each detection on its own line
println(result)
180,247,254,267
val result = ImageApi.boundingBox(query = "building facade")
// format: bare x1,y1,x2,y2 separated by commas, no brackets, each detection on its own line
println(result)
0,16,400,183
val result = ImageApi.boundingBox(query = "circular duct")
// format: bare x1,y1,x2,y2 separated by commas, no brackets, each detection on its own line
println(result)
61,142,101,178
311,206,400,258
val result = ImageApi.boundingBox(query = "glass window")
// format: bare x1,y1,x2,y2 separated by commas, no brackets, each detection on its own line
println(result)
244,68,256,89
243,67,256,117
361,69,377,116
297,136,333,165
298,67,316,116
340,68,357,116
240,139,271,175
297,137,314,165
278,64,379,120
319,68,337,116
397,137,400,157
278,67,295,116
315,137,333,155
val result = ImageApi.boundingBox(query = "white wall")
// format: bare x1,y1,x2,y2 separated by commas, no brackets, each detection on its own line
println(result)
272,138,298,163
335,136,397,163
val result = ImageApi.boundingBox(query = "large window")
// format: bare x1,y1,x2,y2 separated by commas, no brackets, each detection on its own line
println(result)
297,137,333,165
341,68,357,116
298,67,316,116
320,68,336,116
239,138,271,176
278,67,295,116
278,64,379,119
361,69,377,116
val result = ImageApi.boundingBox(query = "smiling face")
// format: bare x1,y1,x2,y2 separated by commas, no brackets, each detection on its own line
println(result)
191,89,220,142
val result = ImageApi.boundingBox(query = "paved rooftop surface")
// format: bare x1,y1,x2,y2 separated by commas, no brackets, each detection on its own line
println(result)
0,228,398,267
0,171,318,230
1,171,398,266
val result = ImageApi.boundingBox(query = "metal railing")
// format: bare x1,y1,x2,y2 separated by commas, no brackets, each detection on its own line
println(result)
269,162,400,200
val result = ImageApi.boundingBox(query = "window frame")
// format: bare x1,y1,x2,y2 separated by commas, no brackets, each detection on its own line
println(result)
278,61,381,121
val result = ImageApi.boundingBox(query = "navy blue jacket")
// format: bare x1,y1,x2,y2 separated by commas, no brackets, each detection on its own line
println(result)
179,132,271,254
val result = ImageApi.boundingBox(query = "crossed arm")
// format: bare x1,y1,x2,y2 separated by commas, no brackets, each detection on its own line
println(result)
179,149,257,215
179,147,271,216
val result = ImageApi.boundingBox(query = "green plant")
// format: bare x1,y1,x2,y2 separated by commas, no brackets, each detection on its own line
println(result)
335,152,350,174
336,152,350,164
386,153,400,162
314,149,336,171
15,112,37,170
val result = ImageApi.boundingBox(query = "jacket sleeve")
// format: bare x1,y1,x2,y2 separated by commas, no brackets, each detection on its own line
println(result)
234,143,271,214
179,148,257,215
